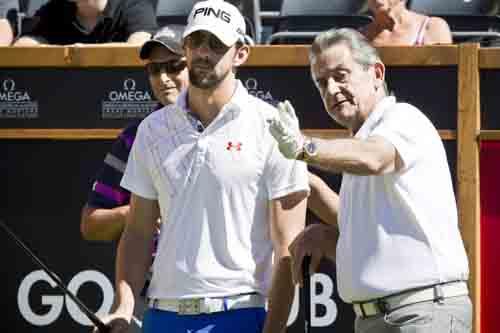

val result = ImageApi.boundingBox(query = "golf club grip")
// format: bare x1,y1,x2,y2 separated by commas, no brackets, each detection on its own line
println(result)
64,290,109,332
96,321,111,333
302,255,311,333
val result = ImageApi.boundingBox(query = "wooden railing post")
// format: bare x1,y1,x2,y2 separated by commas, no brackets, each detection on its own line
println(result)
457,43,481,333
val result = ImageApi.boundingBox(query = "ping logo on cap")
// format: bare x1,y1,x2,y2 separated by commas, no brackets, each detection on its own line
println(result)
193,7,231,23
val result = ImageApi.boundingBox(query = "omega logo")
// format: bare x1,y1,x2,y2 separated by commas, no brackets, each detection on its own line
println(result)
123,78,136,91
2,78,15,91
0,78,31,102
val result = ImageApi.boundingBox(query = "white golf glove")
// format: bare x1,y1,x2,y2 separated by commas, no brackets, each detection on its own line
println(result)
268,100,304,159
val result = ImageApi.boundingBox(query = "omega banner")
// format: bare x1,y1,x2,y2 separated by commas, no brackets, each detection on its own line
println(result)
1,65,459,332
0,66,457,129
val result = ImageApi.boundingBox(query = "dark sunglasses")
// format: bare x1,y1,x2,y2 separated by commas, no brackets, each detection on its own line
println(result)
146,60,187,75
185,32,229,54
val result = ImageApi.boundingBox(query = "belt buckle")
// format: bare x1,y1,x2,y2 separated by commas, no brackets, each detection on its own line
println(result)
354,303,370,318
376,299,389,314
358,303,368,318
178,298,203,315
355,300,388,318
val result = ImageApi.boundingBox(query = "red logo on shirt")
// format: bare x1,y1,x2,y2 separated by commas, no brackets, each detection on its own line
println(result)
226,141,242,151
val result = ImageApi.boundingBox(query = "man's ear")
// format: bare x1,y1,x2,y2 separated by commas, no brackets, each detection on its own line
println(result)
233,44,250,67
373,61,385,91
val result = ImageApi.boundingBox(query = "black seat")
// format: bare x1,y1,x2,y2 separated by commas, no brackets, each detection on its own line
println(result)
408,0,500,45
18,0,44,17
156,0,199,26
259,0,283,43
266,0,372,44
17,0,48,36
226,0,260,43
260,0,282,12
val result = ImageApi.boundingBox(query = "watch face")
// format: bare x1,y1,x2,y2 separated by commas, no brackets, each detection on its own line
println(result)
305,140,317,156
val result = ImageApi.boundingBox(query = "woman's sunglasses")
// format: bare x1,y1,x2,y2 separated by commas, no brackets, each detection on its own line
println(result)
146,60,187,75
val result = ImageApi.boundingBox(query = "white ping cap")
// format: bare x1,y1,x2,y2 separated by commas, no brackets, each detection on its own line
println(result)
183,0,247,47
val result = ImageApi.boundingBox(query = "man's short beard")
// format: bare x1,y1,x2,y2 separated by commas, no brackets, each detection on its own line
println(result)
189,67,231,89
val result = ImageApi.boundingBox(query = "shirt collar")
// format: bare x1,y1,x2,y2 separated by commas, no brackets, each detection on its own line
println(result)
175,80,249,121
354,96,396,139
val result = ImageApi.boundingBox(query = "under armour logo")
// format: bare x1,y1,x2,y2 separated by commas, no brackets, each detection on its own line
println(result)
187,324,216,333
226,141,242,151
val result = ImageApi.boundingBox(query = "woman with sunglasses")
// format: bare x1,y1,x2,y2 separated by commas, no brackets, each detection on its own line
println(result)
80,25,189,333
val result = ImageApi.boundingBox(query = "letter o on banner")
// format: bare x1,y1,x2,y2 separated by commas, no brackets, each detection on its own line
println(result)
66,270,114,326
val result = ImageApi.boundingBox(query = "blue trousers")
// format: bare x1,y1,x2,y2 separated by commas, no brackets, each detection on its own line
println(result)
142,307,266,333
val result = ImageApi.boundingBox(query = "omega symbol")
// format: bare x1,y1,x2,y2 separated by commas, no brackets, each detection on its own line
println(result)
123,78,136,91
3,78,15,91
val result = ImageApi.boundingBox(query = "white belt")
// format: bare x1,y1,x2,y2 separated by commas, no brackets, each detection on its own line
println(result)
148,293,265,315
353,281,469,318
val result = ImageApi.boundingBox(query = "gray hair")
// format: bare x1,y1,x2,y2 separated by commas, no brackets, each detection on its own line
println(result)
309,28,381,68
309,28,389,94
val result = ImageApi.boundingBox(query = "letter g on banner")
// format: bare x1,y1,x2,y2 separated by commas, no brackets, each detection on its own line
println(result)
17,270,114,326
17,270,63,326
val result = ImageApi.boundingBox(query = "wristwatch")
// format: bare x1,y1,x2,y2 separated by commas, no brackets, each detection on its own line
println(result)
299,137,318,162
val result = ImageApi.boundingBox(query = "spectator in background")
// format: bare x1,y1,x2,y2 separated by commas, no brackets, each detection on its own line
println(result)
80,25,189,333
81,24,188,240
361,0,452,46
13,0,157,46
0,0,18,45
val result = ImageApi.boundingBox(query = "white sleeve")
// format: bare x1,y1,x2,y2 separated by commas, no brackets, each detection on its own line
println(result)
264,139,310,200
370,105,429,170
121,123,158,200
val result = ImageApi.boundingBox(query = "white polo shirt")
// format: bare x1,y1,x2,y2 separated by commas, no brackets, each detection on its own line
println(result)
121,81,309,299
336,96,469,303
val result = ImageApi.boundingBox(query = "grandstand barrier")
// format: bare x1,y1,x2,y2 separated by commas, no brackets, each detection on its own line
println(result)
0,44,496,333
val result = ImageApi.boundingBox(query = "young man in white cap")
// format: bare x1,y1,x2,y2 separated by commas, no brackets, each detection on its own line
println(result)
82,25,189,333
95,1,309,333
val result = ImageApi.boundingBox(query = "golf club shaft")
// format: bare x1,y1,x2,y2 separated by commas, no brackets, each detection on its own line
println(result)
302,255,312,333
0,219,110,332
